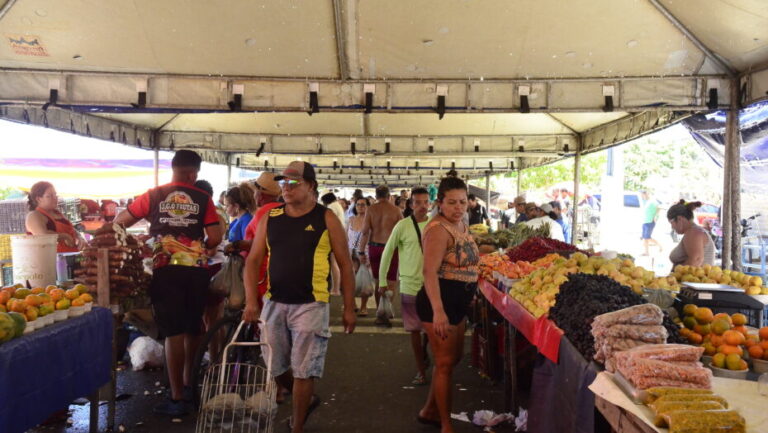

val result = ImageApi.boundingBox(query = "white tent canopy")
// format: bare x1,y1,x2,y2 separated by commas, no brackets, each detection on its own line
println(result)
0,0,767,187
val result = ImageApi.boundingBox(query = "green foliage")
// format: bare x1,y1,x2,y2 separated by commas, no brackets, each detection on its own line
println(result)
0,187,18,201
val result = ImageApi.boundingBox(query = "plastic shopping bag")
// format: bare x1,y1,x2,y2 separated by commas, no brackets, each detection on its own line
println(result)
354,265,375,297
376,290,395,320
209,255,246,308
128,336,164,371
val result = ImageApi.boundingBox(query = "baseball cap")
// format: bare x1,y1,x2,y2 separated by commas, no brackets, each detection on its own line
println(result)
274,161,316,181
513,196,526,205
540,203,554,213
253,172,281,196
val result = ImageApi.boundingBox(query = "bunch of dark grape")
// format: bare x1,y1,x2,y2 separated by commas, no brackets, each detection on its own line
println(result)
663,313,686,344
550,273,646,359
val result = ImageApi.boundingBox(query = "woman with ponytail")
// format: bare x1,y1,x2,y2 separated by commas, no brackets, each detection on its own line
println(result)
667,200,716,267
223,184,255,243
25,181,85,252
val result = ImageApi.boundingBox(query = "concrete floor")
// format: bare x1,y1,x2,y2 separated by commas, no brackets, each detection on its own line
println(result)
29,295,517,433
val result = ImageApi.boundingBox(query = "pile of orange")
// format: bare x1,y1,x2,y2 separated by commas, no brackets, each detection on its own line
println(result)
679,304,768,370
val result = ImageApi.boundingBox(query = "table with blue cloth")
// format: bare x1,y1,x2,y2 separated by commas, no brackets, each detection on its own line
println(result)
0,307,113,433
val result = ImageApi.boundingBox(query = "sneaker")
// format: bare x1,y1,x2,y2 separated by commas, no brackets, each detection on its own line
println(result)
153,398,189,417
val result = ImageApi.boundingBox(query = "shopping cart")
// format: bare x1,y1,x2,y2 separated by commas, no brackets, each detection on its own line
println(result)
196,321,276,433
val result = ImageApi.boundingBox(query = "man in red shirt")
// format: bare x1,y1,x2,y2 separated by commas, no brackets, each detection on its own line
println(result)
114,150,222,416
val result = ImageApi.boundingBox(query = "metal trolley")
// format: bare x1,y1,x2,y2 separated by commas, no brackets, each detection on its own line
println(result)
196,321,276,433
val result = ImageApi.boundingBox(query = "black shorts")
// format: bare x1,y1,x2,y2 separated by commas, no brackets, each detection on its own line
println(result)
149,265,210,338
416,279,477,325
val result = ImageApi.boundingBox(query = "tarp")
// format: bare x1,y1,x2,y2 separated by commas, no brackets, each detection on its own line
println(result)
682,101,768,193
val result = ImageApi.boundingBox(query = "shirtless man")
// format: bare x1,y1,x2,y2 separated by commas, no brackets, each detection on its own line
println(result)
359,185,403,326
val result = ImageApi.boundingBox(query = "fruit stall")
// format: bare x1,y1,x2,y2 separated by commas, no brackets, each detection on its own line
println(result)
476,236,768,433
0,224,151,433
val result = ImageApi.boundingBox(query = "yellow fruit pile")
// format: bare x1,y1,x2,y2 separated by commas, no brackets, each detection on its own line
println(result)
508,253,674,318
0,283,93,324
672,265,767,295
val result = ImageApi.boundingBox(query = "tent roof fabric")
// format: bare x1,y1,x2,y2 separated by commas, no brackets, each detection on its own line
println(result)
0,0,767,187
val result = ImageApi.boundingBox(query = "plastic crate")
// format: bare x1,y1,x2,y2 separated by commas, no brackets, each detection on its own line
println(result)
0,234,14,261
0,200,28,234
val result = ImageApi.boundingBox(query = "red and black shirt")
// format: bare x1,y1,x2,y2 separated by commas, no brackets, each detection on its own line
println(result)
127,182,218,269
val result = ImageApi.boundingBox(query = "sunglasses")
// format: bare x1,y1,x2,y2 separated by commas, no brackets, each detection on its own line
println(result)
278,179,303,189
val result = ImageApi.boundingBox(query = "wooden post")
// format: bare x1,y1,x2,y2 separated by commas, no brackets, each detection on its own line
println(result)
572,139,581,244
95,248,117,430
728,78,742,271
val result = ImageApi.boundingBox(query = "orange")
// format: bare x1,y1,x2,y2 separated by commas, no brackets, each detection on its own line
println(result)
64,289,80,300
732,325,749,337
688,333,703,344
710,334,724,347
739,359,749,370
703,342,717,356
759,327,768,341
8,299,26,313
723,330,746,346
714,313,733,325
748,345,764,359
24,295,41,307
49,289,64,302
30,288,44,295
760,340,768,351
711,318,731,336
0,291,9,305
2,286,16,297
718,344,743,357
683,304,698,317
71,298,85,307
732,313,747,326
679,328,692,339
694,307,714,324
694,324,711,336
745,335,760,347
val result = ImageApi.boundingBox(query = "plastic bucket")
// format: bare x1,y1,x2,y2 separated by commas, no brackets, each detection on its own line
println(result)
11,234,58,288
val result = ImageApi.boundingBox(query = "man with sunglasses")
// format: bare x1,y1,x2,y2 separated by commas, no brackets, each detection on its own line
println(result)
243,161,356,433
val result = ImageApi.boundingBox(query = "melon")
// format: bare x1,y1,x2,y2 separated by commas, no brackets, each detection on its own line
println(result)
0,312,14,343
7,312,26,338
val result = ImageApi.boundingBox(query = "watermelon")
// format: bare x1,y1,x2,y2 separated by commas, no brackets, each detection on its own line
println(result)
0,312,14,343
7,312,26,338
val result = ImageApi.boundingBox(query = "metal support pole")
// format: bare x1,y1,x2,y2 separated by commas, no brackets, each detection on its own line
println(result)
485,171,491,223
722,156,732,269
572,141,582,244
516,169,522,199
226,154,232,187
153,148,159,187
728,78,742,270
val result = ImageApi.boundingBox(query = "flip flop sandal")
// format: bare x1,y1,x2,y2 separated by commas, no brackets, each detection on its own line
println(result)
357,309,368,317
411,373,428,386
416,415,441,427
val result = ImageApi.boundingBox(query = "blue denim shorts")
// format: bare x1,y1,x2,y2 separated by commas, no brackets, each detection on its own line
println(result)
259,300,330,379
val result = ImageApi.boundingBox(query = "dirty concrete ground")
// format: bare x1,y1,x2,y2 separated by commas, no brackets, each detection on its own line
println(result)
29,295,520,433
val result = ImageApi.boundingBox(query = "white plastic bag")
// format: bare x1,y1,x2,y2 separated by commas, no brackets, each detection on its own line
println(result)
128,336,164,371
354,266,375,297
376,290,394,320
210,255,245,308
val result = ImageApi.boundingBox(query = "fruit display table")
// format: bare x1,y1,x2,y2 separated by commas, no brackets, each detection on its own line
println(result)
0,307,113,433
478,279,563,362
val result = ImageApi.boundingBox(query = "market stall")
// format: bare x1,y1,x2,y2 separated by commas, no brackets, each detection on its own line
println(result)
476,231,768,433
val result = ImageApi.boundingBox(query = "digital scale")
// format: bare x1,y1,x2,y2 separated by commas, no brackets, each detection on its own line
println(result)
677,282,768,327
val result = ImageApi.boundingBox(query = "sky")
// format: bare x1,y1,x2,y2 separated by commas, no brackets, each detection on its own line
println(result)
0,119,257,198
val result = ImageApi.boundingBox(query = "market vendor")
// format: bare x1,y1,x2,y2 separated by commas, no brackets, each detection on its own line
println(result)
25,181,85,252
668,200,715,267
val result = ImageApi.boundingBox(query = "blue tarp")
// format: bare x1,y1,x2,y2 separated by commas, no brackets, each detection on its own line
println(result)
683,101,768,193
0,308,113,433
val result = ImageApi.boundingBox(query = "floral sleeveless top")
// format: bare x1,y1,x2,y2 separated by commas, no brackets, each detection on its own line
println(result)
423,219,479,283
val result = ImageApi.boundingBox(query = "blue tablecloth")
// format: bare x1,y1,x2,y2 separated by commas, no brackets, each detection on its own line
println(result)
0,307,112,433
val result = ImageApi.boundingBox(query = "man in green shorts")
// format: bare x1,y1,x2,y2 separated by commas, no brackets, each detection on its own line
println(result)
641,190,662,255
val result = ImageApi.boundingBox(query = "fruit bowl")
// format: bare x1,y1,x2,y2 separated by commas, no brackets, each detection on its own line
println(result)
68,306,85,317
41,314,54,327
24,320,36,334
708,362,749,380
36,315,48,329
53,309,68,322
753,358,768,374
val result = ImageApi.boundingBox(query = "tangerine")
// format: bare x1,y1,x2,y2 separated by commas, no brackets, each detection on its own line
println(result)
24,295,41,307
0,291,9,305
688,333,703,344
710,334,724,347
732,325,749,336
723,330,746,346
694,307,714,324
711,318,731,335
759,341,768,351
714,312,733,324
759,327,768,341
748,345,764,359
682,304,698,317
718,344,744,357
732,313,747,326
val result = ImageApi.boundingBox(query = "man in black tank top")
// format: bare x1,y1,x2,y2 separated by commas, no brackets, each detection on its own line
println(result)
243,161,356,432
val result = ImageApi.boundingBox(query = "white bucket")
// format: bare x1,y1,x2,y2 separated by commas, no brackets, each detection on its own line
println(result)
11,234,58,288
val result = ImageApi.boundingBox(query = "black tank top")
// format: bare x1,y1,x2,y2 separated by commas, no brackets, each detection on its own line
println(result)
266,203,332,304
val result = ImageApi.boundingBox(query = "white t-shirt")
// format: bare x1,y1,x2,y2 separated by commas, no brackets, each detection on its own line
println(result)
524,216,565,242
327,201,346,229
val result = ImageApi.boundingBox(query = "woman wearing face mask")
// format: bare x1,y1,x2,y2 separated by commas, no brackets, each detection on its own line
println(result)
668,200,715,267
416,175,479,433
25,181,85,252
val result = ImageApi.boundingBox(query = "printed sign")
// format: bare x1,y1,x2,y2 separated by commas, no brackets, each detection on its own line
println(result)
7,34,48,57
